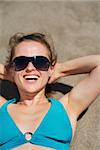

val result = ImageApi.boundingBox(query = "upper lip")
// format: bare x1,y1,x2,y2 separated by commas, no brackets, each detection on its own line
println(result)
23,74,40,78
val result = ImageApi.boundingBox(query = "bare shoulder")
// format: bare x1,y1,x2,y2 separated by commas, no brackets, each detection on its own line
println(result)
0,95,7,107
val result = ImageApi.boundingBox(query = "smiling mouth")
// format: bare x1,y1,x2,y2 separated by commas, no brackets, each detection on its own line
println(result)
24,75,39,80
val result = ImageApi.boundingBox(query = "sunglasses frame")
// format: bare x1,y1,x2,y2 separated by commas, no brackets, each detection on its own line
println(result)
11,56,51,71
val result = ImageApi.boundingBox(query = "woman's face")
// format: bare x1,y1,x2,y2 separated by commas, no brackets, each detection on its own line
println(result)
12,40,53,94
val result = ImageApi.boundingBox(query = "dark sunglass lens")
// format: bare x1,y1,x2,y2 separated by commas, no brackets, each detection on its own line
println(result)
13,57,28,71
35,56,50,71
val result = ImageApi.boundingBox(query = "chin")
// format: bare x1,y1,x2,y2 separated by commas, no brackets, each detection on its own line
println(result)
17,78,47,95
20,85,45,95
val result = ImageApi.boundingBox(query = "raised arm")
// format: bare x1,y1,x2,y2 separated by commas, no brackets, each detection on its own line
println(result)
0,64,5,79
49,55,100,118
0,63,11,80
0,64,7,106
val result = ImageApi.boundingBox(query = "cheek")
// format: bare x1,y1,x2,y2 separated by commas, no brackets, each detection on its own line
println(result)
40,72,50,85
42,72,49,79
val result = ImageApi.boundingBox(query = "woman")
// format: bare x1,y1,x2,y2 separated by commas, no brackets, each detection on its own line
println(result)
0,32,100,150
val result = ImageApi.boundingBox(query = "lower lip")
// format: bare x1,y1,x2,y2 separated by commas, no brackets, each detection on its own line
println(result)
24,79,38,83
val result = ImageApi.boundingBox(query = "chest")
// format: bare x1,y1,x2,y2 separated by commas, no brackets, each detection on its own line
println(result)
7,103,51,133
0,99,73,150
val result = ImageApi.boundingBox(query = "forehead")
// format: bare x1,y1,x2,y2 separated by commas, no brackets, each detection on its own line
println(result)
14,40,49,57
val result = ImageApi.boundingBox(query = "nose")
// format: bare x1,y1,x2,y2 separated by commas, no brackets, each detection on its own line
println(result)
26,62,36,71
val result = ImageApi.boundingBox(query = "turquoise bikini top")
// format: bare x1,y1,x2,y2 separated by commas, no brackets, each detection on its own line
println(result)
0,98,72,150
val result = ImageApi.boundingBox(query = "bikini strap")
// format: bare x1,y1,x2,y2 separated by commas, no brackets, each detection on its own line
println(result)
0,98,16,111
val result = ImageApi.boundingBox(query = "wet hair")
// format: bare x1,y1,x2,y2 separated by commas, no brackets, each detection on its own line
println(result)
5,32,57,71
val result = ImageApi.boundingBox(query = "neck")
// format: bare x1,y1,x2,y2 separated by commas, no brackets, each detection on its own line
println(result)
18,89,47,106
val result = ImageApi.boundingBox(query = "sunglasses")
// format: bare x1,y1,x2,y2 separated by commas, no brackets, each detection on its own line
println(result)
11,56,51,71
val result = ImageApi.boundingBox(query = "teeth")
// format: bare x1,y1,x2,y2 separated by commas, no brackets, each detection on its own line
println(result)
24,75,38,80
